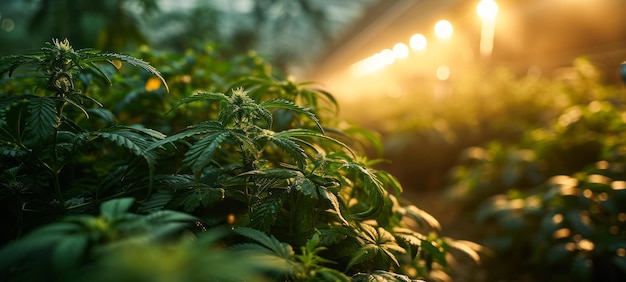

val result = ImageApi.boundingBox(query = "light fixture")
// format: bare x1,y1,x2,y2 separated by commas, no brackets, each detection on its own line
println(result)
434,20,453,39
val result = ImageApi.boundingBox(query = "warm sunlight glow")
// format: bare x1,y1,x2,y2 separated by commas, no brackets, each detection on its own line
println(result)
387,84,403,98
351,48,398,76
410,34,427,51
477,0,498,57
477,0,498,20
612,181,626,190
436,65,450,81
434,20,453,39
392,43,409,59
380,49,395,65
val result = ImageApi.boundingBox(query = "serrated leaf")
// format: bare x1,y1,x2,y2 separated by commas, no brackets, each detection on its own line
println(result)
146,121,225,151
265,133,308,170
81,51,169,92
239,167,301,180
274,129,354,157
249,195,283,232
395,233,421,260
24,97,57,144
85,108,115,125
318,225,349,246
376,170,403,195
181,187,225,212
260,98,323,132
138,189,174,213
346,244,378,270
340,161,386,219
232,227,294,258
184,131,230,175
320,188,349,226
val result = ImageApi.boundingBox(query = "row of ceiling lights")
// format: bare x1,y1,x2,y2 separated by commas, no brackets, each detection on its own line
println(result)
350,0,498,77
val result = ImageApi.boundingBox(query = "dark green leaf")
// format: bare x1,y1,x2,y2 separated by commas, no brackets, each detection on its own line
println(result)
168,92,228,114
101,197,135,220
184,131,231,175
232,227,294,258
260,98,323,132
346,244,378,270
249,195,283,232
24,97,57,143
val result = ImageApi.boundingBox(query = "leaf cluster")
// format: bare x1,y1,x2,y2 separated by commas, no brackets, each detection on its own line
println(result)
0,39,478,281
445,78,626,281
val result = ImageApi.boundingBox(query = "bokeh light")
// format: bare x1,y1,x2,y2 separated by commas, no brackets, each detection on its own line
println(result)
434,20,453,39
477,0,498,20
409,33,427,51
1,18,15,32
436,65,450,81
392,43,409,59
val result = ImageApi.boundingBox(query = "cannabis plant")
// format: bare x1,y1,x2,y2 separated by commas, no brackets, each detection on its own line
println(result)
0,38,169,240
0,39,480,281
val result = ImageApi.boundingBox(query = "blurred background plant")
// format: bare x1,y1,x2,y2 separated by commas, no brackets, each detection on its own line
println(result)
0,0,376,72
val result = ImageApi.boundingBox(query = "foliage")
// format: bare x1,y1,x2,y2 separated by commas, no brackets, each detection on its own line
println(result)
444,61,626,281
0,39,479,281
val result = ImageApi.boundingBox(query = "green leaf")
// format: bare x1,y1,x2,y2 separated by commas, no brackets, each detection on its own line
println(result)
86,108,116,125
395,234,421,260
142,210,198,225
239,167,301,180
352,270,416,282
81,51,169,92
138,189,174,213
315,267,351,282
296,176,318,199
376,170,403,196
232,227,294,258
274,129,354,157
318,225,349,246
181,187,225,212
24,97,57,144
63,92,104,118
167,92,228,114
260,98,323,132
146,121,224,151
405,205,442,231
445,239,484,264
51,235,88,272
101,197,135,220
346,244,378,270
339,161,386,219
184,131,231,175
93,125,164,191
0,100,28,145
265,133,308,170
320,188,349,226
249,195,284,232
94,125,161,156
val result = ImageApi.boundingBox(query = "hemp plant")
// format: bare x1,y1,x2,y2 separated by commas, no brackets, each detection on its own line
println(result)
0,39,482,281
0,38,167,231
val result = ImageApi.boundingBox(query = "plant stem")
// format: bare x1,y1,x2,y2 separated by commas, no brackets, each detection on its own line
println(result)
51,100,66,208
